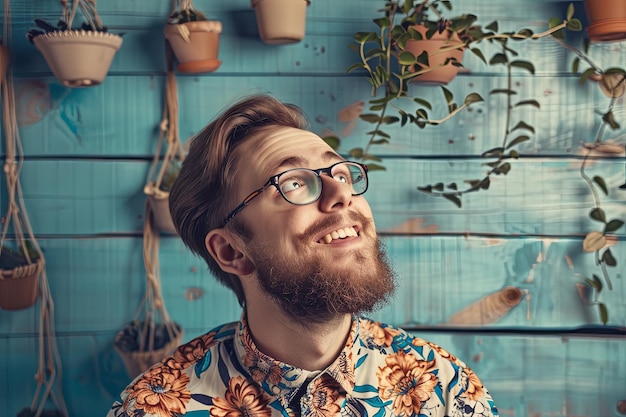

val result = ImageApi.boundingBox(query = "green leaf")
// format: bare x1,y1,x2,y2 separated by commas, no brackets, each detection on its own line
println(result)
515,99,541,109
598,303,608,325
373,17,390,29
480,177,491,190
398,51,417,66
469,48,487,64
417,185,433,194
495,162,511,175
567,3,575,20
381,116,400,124
580,68,595,84
485,21,498,32
572,57,580,73
481,147,504,158
433,183,444,192
489,53,508,66
589,208,606,223
602,111,620,130
506,135,530,149
510,60,535,74
601,249,617,267
604,219,625,233
463,93,484,105
464,179,482,191
511,121,535,134
349,148,363,158
509,150,519,159
447,183,458,190
442,86,453,104
442,193,462,208
346,62,365,74
360,114,381,123
490,88,515,96
413,97,432,109
566,18,583,32
593,176,609,196
354,31,376,43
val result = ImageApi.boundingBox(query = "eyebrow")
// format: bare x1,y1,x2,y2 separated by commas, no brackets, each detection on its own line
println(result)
271,151,343,174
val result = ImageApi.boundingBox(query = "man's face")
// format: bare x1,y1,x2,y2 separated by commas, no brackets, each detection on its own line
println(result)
229,126,396,323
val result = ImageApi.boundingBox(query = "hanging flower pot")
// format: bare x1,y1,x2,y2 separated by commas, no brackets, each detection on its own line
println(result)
144,185,177,234
26,0,123,87
251,0,310,45
404,24,465,85
165,1,222,74
32,31,122,87
114,320,183,378
584,0,626,42
0,252,42,311
164,20,222,74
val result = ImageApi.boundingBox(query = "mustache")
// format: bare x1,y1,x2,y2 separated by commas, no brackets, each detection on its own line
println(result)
299,211,374,242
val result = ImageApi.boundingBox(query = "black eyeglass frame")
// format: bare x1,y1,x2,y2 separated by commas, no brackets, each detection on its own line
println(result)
222,161,368,226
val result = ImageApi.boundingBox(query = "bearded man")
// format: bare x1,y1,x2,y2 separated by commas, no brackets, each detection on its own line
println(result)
107,94,499,417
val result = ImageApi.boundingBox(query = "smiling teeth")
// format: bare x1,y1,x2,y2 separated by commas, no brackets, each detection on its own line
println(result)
319,227,358,244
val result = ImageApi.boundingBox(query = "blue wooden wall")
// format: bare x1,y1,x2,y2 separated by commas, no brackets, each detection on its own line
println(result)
1,0,625,416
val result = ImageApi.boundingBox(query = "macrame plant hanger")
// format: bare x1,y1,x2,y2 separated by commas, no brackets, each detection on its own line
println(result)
0,1,68,416
115,41,183,378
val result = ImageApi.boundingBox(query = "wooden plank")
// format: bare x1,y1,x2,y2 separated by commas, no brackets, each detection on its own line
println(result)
0,236,623,335
8,158,625,236
8,72,622,157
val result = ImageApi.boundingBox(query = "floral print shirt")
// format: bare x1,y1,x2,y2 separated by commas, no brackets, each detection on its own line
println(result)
107,316,498,417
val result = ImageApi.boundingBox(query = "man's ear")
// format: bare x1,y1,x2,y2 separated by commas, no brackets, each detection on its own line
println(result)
205,229,255,276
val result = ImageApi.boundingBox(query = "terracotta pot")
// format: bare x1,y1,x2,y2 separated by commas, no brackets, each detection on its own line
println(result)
0,258,43,311
404,25,465,85
164,20,222,74
33,30,122,87
251,0,310,45
148,191,176,234
0,45,9,85
584,0,626,42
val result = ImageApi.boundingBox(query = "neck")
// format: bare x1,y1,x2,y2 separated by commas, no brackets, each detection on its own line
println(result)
245,298,353,371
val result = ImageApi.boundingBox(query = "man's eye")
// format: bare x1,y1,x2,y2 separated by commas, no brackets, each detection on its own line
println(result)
281,179,305,193
335,173,350,184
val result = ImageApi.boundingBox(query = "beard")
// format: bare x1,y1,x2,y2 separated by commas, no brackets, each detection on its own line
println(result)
237,212,396,324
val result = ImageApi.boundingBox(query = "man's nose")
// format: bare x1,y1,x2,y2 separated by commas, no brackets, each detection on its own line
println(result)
317,175,352,212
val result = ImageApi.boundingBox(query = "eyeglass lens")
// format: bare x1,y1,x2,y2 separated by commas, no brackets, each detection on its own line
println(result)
277,162,367,205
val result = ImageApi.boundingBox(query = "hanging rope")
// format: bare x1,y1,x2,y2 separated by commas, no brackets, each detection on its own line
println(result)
116,38,183,378
1,1,68,416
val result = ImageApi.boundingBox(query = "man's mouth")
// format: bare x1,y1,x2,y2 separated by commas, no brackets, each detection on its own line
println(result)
318,226,358,244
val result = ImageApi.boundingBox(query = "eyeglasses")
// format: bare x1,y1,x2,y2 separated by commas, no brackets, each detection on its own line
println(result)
222,161,368,226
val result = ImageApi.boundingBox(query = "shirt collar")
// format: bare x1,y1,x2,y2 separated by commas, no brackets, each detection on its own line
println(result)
234,312,360,398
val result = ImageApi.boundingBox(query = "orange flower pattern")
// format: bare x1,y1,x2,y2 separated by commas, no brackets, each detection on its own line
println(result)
107,317,499,417
377,350,438,416
122,365,191,416
211,375,272,417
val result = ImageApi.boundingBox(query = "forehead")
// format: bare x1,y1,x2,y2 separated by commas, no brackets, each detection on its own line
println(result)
234,126,342,178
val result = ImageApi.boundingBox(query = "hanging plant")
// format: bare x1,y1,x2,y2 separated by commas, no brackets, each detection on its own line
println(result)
164,0,222,74
26,0,123,87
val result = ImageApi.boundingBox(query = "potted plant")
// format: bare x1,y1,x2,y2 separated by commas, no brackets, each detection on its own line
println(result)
0,242,43,311
251,0,310,45
583,0,626,42
164,0,222,74
26,0,123,88
396,0,481,85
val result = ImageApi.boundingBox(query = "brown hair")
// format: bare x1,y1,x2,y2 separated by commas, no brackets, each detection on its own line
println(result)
169,94,309,306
